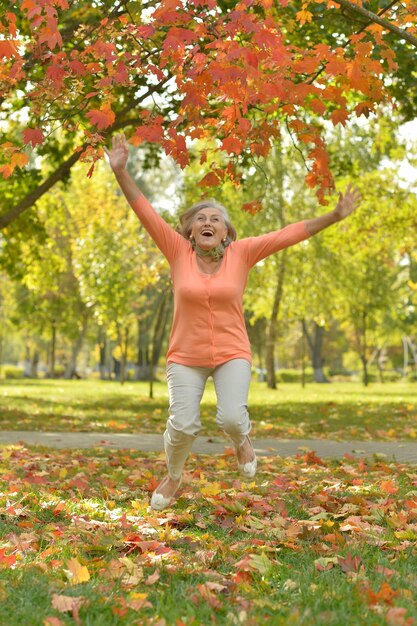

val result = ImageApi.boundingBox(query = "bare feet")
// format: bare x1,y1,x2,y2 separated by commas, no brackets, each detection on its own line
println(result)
150,475,181,510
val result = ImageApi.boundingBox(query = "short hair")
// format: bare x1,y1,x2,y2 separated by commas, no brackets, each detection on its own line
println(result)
177,199,237,242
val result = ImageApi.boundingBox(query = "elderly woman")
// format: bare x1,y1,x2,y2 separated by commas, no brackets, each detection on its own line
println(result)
105,134,361,510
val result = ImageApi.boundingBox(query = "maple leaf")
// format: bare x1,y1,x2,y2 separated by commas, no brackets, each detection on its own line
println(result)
386,607,414,626
0,40,19,58
337,553,362,573
46,64,66,82
242,200,263,215
296,8,313,25
198,172,221,187
64,557,90,585
51,595,85,624
22,127,44,147
221,136,244,155
380,480,399,494
314,556,339,571
197,583,223,609
86,107,115,130
329,108,348,126
365,581,398,606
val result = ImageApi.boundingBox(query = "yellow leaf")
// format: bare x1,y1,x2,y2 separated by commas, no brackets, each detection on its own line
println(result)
59,468,67,479
64,558,90,585
201,482,222,497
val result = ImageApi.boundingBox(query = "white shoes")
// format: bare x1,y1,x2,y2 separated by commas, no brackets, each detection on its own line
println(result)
237,437,257,479
150,476,181,511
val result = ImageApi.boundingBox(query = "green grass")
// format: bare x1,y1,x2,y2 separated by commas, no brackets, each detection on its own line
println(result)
0,378,416,440
1,445,417,625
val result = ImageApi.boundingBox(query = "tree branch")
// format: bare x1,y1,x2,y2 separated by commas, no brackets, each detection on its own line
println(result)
0,80,170,230
334,0,417,48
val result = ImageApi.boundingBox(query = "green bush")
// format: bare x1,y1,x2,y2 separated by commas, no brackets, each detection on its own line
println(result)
1,365,24,379
276,368,314,383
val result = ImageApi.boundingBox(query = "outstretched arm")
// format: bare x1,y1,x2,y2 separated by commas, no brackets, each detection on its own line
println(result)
104,133,145,205
305,183,361,236
105,134,183,262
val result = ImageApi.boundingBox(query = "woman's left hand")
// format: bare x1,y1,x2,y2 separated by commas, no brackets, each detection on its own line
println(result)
333,183,362,221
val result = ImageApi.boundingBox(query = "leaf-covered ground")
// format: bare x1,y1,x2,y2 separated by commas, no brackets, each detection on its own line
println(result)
1,379,417,441
1,445,417,625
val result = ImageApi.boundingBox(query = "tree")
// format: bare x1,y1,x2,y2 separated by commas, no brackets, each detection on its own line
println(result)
1,0,417,231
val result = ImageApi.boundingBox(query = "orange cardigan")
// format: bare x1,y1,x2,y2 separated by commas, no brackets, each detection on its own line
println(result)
131,195,309,368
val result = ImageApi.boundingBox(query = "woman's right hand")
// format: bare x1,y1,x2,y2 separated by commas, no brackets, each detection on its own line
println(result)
104,133,129,174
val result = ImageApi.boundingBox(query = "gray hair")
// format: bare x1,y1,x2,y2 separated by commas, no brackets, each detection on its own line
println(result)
177,199,237,241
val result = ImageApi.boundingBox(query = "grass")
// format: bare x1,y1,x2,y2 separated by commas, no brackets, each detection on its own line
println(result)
1,445,417,625
0,378,416,441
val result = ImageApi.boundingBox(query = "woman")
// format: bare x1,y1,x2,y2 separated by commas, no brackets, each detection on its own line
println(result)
105,134,361,510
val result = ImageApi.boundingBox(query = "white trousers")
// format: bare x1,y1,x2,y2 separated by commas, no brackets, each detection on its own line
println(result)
164,359,252,480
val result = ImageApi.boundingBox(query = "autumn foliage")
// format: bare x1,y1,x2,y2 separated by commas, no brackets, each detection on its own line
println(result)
0,0,416,205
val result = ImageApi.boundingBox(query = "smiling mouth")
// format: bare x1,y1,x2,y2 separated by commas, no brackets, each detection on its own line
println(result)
201,230,214,237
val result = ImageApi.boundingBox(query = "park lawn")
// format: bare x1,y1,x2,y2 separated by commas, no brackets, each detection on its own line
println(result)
1,445,417,625
0,379,416,441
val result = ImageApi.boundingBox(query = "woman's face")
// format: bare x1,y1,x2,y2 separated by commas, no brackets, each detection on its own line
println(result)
191,207,228,250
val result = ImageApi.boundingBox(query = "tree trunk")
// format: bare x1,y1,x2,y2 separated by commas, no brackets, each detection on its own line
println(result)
0,331,3,379
30,350,39,378
376,346,386,383
149,291,172,398
119,327,129,385
64,315,88,379
360,311,368,386
49,322,57,378
302,320,330,383
265,251,287,389
98,330,108,380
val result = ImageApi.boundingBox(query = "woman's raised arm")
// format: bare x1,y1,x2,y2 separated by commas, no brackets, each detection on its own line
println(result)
305,183,361,236
104,133,145,205
105,133,183,262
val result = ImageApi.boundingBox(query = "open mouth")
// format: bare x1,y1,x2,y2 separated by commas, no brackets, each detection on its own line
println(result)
201,229,214,237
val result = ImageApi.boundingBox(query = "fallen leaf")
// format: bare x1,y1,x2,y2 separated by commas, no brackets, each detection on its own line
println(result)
64,558,90,585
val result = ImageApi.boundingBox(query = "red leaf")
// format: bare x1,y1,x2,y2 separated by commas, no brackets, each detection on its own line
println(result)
242,200,262,215
68,60,86,76
221,136,244,155
22,127,44,147
337,553,362,573
330,109,349,127
198,172,221,187
46,64,66,82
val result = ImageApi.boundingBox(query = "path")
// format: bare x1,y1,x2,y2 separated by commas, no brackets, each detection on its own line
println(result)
1,431,417,462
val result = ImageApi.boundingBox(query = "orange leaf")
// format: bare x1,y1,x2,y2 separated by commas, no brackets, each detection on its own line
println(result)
0,40,19,58
86,107,115,130
0,164,14,179
296,9,313,24
330,109,349,126
366,581,398,606
380,480,399,494
11,152,29,169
